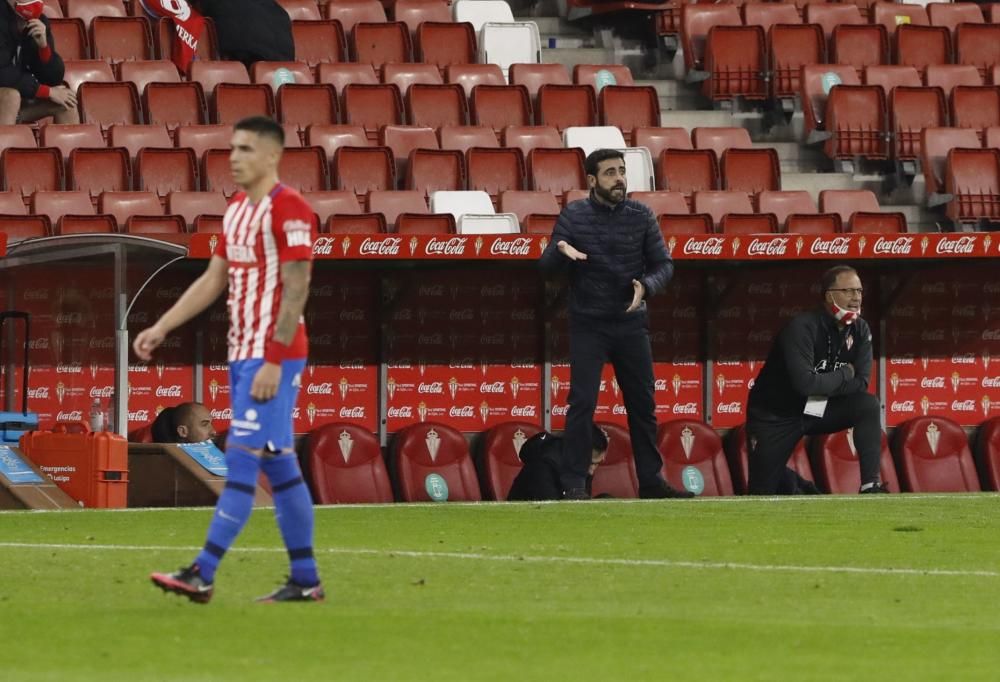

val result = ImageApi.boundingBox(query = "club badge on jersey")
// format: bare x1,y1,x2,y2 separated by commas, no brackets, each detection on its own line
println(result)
14,0,44,21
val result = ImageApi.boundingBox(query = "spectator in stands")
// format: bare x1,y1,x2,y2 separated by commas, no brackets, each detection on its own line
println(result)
192,0,293,67
539,148,692,500
746,265,888,495
150,401,217,444
507,425,609,501
0,0,78,125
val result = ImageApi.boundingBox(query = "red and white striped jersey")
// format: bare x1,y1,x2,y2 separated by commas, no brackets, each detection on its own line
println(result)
213,183,316,362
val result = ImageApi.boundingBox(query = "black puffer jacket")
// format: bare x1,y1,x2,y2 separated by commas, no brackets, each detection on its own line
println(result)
195,0,293,65
539,193,673,321
0,8,64,100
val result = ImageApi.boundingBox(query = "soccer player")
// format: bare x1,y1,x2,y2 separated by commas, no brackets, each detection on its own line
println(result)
133,116,322,603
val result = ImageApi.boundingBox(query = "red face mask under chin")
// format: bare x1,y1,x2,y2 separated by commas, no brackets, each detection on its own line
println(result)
14,0,44,20
829,301,858,325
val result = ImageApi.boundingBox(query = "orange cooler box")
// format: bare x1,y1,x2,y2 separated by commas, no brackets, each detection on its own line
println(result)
19,428,129,508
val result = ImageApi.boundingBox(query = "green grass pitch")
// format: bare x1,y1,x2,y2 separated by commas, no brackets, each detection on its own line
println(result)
1,496,999,681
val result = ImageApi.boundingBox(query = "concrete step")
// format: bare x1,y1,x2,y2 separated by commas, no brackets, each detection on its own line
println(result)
541,46,617,69
519,15,593,37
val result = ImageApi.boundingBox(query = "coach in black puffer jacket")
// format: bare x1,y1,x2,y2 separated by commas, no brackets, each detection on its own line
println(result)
538,149,692,501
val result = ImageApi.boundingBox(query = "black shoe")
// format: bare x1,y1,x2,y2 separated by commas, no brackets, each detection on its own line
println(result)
639,481,695,499
151,564,213,604
795,477,824,495
562,487,590,501
256,578,326,603
859,482,889,494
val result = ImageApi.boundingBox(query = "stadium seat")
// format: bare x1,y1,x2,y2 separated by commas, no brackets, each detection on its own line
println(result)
61,59,114,92
317,63,379,92
703,25,767,101
574,64,634,89
656,149,719,197
429,189,516,234
68,147,130,200
251,61,315,87
499,190,559,234
809,429,900,494
693,190,753,231
717,212,777,235
90,16,153,62
176,124,230,160
973,416,1000,491
889,86,947,165
680,4,741,75
986,126,1000,149
891,416,980,492
154,16,219,64
467,147,525,203
117,59,179,96
527,147,586,203
380,125,439,179
277,84,339,134
56,214,117,235
597,86,659,146
334,146,396,200
368,190,428,231
0,126,35,150
537,84,597,133
946,147,1000,225
144,82,207,129
352,21,412,67
742,2,799,32
446,64,505,98
872,2,928,39
32,190,94,225
951,86,1000,134
39,123,104,163
758,190,835,233
390,422,482,502
920,126,981,200
383,63,443,97
801,65,861,141
190,60,249,98
42,0,61,16
470,84,532,135
279,147,329,193
439,125,498,153
864,65,922,95
395,0,451,35
928,2,983,35
324,0,386,31
956,23,1000,81
477,422,542,501
291,20,347,67
804,3,863,43
65,0,125,26
659,213,713,235
721,148,780,193
509,63,571,104
634,128,693,164
502,125,561,159
0,191,27,214
391,212,454,234
342,83,405,142
462,3,540,77
124,214,186,235
770,24,825,103
925,64,983,97
166,191,228,231
212,83,274,125
78,81,141,129
896,25,951,79
136,147,198,200
692,127,752,160
305,423,394,504
590,422,639,499
107,123,172,162
307,124,371,164
200,149,239,196
192,215,222,233
1,148,63,198
276,0,321,21
49,18,88,60
819,190,880,225
562,125,626,157
629,190,688,217
406,148,465,197
656,419,733,496
824,85,888,161
301,190,363,225
725,424,815,495
106,190,171,225
407,83,469,129
325,212,386,234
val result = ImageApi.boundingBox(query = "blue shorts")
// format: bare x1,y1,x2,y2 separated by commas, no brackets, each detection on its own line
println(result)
228,358,306,452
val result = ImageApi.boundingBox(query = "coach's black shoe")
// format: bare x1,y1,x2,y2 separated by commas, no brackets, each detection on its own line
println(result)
859,482,890,494
256,578,326,603
562,487,591,501
639,480,695,499
151,563,213,604
795,476,823,495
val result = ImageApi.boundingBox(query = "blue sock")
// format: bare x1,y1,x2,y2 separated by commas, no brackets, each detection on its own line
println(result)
261,453,320,587
194,448,260,584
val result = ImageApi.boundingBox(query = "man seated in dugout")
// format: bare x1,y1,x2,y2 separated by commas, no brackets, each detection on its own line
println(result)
150,401,217,444
507,425,609,501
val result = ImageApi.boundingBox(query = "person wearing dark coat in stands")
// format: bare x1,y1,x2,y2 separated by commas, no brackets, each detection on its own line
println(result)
507,425,609,501
193,0,293,67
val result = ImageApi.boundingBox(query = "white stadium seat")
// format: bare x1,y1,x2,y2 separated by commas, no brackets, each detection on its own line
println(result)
430,190,520,234
454,0,541,81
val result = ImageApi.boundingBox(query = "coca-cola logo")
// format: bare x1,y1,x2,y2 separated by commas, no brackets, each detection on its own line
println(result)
654,380,667,391
717,401,742,414
672,402,698,415
210,408,232,420
952,354,976,364
480,381,505,394
56,410,83,421
88,287,114,300
208,363,228,371
490,237,532,256
982,330,1000,341
339,406,365,418
156,287,184,300
89,386,114,398
920,282,946,294
425,237,467,256
920,377,945,388
28,386,50,399
418,333,443,345
155,384,183,397
510,405,537,417
128,363,149,372
480,334,504,345
982,377,1000,388
312,285,334,297
809,236,851,255
449,309,474,321
338,361,366,369
718,306,741,319
672,306,697,319
873,236,914,256
747,331,773,343
952,305,977,317
682,236,724,256
419,285,444,297
893,306,916,318
339,309,365,321
313,237,334,255
312,334,333,347
890,400,915,413
55,313,83,324
28,338,49,350
88,337,115,350
449,406,475,417
480,284,505,297
747,283,773,295
889,356,915,365
552,405,569,416
129,312,150,324
387,406,413,418
56,363,83,374
128,409,150,422
418,382,444,394
747,237,789,257
921,330,945,341
935,236,976,255
448,361,475,369
984,282,1000,294
510,308,535,321
359,237,402,256
307,382,334,395
779,307,803,318
393,309,413,321
952,399,976,412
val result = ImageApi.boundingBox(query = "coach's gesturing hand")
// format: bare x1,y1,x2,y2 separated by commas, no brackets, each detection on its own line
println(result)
251,362,281,402
626,279,645,313
557,240,587,261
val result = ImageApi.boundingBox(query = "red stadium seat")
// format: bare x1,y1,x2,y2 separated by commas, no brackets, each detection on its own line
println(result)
470,85,532,135
890,86,947,163
844,211,906,234
499,190,560,234
770,24,824,102
379,125,439,179
703,25,767,101
49,18,88,61
324,0,386,32
1,148,63,198
832,24,889,79
742,2,799,32
758,190,819,229
117,59,179,96
801,65,860,140
395,0,451,36
657,420,733,496
68,147,130,200
725,424,815,495
407,83,469,129
317,62,378,93
956,23,1000,81
691,127,752,160
809,430,900,494
98,190,163,227
467,147,525,203
107,123,172,161
307,124,371,164
891,416,980,492
509,63,571,104
190,60,249,98
201,149,239,196
368,190,429,231
629,190,689,217
90,16,153,62
719,212,777,235
343,83,405,142
692,190,753,231
872,2,928,39
0,216,50,240
65,0,125,27
973,416,1000,491
536,84,597,133
928,2,983,35
477,422,543,501
574,64,634,88
302,190,364,225
986,126,1000,149
78,81,141,129
864,65,922,95
136,147,198,199
819,189,880,224
193,215,223,233
292,20,347,67
0,191,27,214
56,214,117,234
590,422,639,499
502,125,561,159
527,147,586,203
124,214,186,235
326,213,388,234
277,84,339,133
951,85,1000,134
824,85,888,161
946,147,1000,225
144,82,206,129
0,127,34,154
657,149,719,196
680,4,741,74
804,3,863,42
925,64,983,97
61,59,114,92
251,61,315,87
406,148,465,197
446,64,505,98
334,146,396,200
166,191,228,231
212,83,275,125
305,423,394,504
278,146,329,193
383,63,442,96
276,0,322,21
896,25,951,79
634,128,692,165
352,21,412,67
438,126,498,153
32,190,94,224
598,85,660,146
920,126,981,199
721,148,780,194
659,213,713,235
390,422,482,502
39,123,104,163
175,124,231,160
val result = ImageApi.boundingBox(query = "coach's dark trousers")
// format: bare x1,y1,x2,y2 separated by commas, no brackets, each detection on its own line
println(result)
746,392,882,494
561,312,663,492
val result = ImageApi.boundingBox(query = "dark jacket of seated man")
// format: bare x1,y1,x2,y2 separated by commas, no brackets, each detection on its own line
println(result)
507,426,608,501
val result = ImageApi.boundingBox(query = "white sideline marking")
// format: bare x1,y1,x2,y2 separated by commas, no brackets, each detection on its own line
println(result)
1,541,996,579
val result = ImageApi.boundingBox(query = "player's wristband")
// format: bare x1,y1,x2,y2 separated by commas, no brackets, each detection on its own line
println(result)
264,340,292,365
38,46,52,63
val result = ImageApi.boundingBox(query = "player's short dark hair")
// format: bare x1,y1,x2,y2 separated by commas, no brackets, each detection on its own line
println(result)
585,149,625,178
591,424,609,452
234,116,285,146
820,265,858,293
